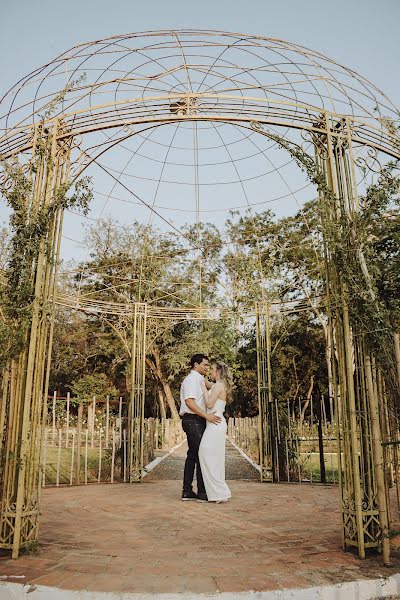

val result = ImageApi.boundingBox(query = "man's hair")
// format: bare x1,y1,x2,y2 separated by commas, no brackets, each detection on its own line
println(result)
190,353,209,368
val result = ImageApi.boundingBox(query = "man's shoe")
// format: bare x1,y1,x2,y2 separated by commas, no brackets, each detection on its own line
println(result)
196,494,208,503
182,491,198,501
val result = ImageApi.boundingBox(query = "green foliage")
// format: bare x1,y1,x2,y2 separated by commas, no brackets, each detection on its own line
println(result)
231,313,328,417
19,540,39,555
38,74,87,121
162,320,238,379
270,313,328,400
225,200,325,302
59,218,240,414
257,127,400,399
232,329,258,416
224,210,279,305
70,373,118,405
0,154,92,369
0,79,93,371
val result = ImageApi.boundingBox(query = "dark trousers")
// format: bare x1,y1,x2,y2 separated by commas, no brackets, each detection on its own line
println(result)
181,414,206,494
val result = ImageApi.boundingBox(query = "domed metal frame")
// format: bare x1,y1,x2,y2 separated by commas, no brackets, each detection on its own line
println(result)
0,30,399,563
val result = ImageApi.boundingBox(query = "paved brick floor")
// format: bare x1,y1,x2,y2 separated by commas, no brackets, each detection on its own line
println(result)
146,439,259,481
1,445,400,594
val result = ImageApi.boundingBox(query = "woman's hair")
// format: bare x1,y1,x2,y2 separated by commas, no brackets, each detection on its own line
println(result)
214,361,233,402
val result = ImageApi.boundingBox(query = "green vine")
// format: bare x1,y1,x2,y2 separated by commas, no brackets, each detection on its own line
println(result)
252,123,400,399
0,98,93,369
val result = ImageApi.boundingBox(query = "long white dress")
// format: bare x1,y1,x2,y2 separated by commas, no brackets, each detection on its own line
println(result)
198,398,232,502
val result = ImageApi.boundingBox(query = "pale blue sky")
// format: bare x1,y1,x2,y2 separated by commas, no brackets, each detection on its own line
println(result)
1,0,399,264
1,0,399,99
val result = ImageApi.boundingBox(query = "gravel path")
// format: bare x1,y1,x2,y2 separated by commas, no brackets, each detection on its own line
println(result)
145,439,259,481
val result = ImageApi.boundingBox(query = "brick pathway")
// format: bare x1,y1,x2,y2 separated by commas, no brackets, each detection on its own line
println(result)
1,445,400,594
146,439,259,481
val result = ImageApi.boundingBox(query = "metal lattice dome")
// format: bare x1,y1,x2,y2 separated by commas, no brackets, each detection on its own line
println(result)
0,30,398,302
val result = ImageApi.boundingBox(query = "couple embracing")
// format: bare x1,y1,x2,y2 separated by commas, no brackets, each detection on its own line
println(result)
180,353,232,503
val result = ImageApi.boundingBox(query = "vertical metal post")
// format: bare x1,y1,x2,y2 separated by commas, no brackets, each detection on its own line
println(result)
365,351,390,564
317,113,388,558
255,302,274,482
128,303,147,482
0,120,71,557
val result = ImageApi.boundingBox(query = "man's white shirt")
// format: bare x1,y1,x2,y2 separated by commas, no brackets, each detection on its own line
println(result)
180,370,206,415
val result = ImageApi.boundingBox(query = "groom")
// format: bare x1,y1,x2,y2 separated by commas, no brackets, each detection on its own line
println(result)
180,353,221,501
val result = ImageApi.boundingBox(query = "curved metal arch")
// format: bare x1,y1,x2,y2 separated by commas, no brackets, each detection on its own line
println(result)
1,93,399,162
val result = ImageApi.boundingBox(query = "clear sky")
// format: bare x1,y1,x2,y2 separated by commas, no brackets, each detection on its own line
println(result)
1,0,399,265
1,0,399,100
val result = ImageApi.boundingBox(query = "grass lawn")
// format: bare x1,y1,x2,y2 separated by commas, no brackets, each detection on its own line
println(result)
298,452,339,483
43,446,117,485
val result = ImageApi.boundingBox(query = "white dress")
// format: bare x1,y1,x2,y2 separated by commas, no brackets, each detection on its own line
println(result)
198,398,232,502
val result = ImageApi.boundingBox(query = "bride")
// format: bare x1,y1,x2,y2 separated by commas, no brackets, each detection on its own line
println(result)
198,361,232,503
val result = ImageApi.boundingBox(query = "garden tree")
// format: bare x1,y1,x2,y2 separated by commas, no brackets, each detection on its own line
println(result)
345,168,400,403
269,312,328,482
78,218,185,305
372,210,400,381
145,342,179,418
263,200,335,401
269,312,328,408
143,221,226,417
315,160,400,404
70,373,118,405
224,203,324,303
348,168,400,331
158,318,239,399
226,152,400,416
231,312,328,418
231,326,259,417
266,200,325,299
68,218,187,417
144,319,237,419
223,209,281,310
49,301,165,416
49,306,129,396
224,203,330,401
49,308,87,393
60,218,227,417
179,221,224,306
262,133,400,415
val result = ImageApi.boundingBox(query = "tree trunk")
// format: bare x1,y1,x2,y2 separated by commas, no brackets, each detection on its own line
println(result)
301,285,334,410
300,374,315,423
160,379,179,419
157,388,167,420
146,348,179,419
